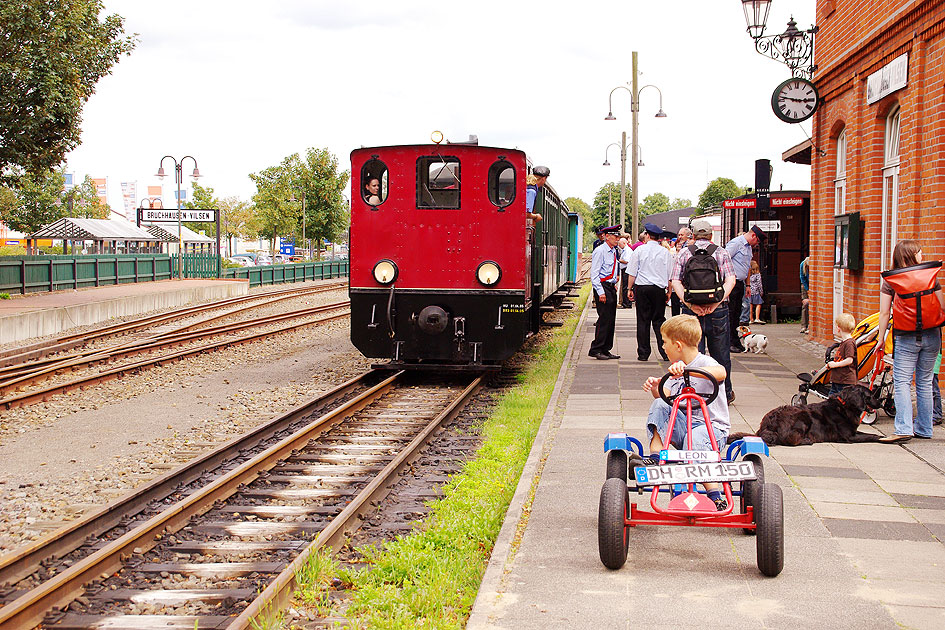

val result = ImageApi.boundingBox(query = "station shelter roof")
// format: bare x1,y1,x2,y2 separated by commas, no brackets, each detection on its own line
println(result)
145,223,214,243
30,218,160,241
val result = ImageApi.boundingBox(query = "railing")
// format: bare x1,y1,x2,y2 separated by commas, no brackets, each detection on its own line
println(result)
223,259,349,287
171,253,221,279
0,255,173,294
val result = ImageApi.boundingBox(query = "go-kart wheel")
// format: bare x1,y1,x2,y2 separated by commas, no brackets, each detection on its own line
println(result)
883,397,896,418
598,478,630,570
740,455,765,535
791,393,807,407
861,411,877,425
657,367,719,406
755,482,784,577
606,449,628,482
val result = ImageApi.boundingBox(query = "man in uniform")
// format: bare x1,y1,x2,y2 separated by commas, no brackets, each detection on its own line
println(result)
589,225,622,360
725,225,766,353
626,222,674,361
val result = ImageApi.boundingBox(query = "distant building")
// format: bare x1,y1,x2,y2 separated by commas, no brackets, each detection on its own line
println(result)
805,0,944,340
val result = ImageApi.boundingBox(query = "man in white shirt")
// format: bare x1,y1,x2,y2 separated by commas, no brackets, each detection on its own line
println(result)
626,223,674,361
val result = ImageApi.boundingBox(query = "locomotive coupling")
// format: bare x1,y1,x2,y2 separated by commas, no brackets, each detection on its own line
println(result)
416,305,449,335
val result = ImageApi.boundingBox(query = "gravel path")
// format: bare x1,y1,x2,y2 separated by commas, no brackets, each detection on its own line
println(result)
0,281,370,553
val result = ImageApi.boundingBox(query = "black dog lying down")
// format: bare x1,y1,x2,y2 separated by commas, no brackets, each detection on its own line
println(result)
727,385,881,446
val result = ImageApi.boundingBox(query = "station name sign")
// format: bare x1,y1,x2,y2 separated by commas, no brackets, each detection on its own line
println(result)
142,209,216,222
722,197,804,209
867,53,908,105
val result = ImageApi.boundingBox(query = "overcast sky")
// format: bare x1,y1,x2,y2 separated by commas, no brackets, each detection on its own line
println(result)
66,0,817,219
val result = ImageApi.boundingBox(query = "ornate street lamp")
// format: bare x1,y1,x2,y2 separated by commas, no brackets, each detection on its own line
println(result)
741,0,818,78
603,51,667,239
156,156,200,278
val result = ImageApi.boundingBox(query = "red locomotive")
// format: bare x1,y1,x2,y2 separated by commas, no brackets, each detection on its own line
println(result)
349,136,578,369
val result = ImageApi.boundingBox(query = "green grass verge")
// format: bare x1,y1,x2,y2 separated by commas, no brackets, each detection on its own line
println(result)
293,284,590,629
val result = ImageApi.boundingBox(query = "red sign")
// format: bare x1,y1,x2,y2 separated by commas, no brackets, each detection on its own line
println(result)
722,196,805,209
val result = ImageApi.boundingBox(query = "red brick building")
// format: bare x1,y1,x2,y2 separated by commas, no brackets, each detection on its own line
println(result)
808,0,945,341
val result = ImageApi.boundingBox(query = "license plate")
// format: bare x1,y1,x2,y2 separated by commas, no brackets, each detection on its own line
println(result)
633,461,756,486
659,449,721,463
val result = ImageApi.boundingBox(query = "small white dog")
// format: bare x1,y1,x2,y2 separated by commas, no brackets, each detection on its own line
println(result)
737,325,768,354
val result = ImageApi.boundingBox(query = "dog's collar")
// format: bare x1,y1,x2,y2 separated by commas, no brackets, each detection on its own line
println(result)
836,397,846,406
738,330,752,339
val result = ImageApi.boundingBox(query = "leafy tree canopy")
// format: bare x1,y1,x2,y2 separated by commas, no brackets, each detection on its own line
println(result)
641,192,670,217
249,147,349,255
591,182,631,233
0,1,137,184
696,177,744,214
670,197,693,211
0,169,108,233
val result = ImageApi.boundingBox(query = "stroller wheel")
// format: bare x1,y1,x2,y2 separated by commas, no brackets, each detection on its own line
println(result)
883,398,896,418
861,411,877,425
791,394,807,407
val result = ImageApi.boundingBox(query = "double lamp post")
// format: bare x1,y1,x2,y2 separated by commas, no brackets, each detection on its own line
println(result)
155,156,200,279
603,51,666,240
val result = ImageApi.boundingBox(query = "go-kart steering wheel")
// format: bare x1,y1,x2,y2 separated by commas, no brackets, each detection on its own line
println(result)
657,367,720,406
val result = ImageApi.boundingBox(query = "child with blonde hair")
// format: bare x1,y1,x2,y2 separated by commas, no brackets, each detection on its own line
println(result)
827,313,858,396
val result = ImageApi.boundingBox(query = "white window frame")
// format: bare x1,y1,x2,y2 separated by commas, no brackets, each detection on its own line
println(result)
834,130,846,217
881,108,901,268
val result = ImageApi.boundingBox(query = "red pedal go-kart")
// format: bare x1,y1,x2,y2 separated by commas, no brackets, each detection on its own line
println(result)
597,367,784,577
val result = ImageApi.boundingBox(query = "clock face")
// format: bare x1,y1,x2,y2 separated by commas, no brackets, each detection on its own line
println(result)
771,78,820,123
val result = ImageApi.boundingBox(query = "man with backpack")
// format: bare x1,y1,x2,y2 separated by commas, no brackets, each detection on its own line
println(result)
670,219,737,404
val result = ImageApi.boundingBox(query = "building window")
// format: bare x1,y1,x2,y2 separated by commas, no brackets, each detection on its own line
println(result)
881,107,900,268
360,159,388,207
834,130,846,217
487,160,515,208
417,156,460,208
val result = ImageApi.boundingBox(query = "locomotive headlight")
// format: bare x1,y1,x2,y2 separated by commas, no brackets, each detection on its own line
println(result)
476,261,501,286
373,260,398,284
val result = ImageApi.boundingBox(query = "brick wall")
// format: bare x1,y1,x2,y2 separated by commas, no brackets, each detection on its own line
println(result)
808,0,945,348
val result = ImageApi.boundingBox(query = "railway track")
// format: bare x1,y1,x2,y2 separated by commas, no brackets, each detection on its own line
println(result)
0,370,483,629
0,287,351,410
0,282,347,370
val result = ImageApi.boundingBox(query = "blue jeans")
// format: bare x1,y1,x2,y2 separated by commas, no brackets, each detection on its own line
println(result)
683,302,733,397
646,398,728,452
892,329,940,438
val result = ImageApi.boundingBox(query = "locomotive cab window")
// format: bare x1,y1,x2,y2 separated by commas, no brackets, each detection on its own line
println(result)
488,160,515,209
361,159,388,207
417,156,460,208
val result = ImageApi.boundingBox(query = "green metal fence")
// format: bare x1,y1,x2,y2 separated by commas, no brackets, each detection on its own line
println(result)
0,255,173,294
223,260,349,287
171,253,221,279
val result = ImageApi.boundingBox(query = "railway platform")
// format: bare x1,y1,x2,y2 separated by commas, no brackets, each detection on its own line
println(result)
470,303,945,629
0,278,247,345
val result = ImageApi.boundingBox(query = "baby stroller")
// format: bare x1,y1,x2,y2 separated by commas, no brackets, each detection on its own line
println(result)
793,312,895,424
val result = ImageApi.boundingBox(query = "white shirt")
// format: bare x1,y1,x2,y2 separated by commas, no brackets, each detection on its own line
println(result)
626,240,673,288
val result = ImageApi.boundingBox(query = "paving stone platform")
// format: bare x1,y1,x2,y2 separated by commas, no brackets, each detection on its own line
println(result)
470,301,945,630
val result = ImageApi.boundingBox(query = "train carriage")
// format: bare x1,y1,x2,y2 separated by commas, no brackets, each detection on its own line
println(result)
349,138,573,369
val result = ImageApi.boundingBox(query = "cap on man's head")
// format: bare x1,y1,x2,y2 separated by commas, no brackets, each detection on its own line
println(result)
533,165,550,178
750,225,768,241
691,219,713,238
643,222,663,237
601,224,622,236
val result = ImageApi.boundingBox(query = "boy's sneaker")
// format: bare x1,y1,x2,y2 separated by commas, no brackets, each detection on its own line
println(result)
713,496,728,511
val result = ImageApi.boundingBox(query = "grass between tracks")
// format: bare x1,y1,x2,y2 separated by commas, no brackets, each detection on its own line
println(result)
290,284,590,629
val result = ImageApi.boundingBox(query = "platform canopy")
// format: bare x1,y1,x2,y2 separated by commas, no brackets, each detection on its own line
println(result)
145,223,214,244
30,217,160,242
782,139,812,165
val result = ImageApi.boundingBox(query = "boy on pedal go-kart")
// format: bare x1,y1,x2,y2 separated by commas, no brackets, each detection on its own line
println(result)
642,314,731,511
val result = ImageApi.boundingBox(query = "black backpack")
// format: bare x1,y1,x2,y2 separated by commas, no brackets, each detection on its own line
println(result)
683,244,725,304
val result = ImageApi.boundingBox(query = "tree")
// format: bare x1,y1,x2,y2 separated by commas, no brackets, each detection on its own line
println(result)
65,175,110,219
218,196,255,255
641,192,670,217
249,147,349,258
564,196,595,251
591,182,631,233
0,169,67,234
183,181,220,237
0,1,137,184
697,177,744,214
670,197,693,211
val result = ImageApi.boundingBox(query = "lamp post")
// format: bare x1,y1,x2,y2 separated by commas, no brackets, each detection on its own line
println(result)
156,155,201,278
604,51,667,239
602,141,626,226
740,0,818,78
